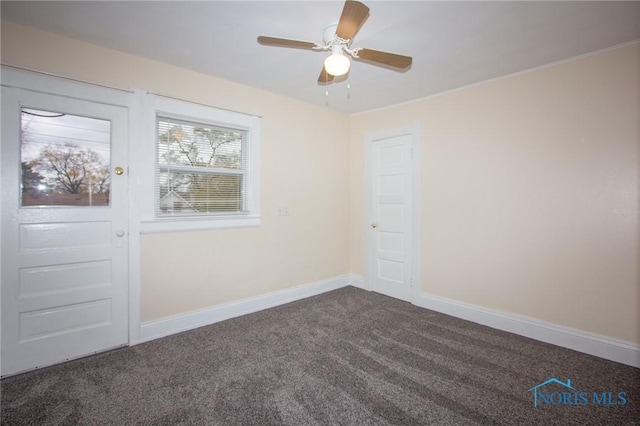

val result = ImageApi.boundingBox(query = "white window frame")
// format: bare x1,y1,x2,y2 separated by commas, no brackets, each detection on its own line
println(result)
137,91,260,233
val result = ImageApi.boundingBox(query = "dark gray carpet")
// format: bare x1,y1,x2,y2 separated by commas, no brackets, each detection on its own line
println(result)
2,286,639,425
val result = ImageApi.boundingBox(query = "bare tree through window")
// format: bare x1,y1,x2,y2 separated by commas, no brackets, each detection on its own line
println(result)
157,117,245,214
20,109,111,207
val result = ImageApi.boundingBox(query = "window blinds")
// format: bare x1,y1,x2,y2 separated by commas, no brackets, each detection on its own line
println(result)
156,116,248,215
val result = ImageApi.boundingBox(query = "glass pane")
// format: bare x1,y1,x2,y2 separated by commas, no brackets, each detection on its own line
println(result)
156,116,247,215
20,109,111,207
157,117,244,170
157,170,243,214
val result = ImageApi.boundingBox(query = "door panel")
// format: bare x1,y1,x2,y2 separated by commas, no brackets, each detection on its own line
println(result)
370,135,412,302
19,260,111,297
1,87,129,376
19,221,111,250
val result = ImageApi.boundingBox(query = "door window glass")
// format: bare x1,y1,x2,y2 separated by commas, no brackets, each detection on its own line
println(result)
20,108,111,207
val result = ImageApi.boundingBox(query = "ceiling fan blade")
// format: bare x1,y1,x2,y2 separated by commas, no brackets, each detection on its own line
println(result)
318,66,335,84
335,0,370,40
356,48,413,69
257,36,317,50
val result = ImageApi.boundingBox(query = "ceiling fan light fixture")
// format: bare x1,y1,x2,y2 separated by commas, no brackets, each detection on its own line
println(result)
257,0,412,84
324,53,350,76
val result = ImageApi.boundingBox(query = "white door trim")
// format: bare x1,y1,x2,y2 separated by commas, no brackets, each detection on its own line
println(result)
364,123,421,303
0,66,142,348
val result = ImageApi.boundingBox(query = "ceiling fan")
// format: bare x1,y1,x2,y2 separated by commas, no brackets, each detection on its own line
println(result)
257,0,412,84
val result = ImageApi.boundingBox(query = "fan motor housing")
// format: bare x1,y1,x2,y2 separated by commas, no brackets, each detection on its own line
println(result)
322,23,339,44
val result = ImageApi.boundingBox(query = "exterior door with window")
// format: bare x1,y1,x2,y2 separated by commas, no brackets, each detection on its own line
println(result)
1,87,129,376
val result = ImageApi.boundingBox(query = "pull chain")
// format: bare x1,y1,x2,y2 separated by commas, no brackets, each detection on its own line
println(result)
324,69,330,107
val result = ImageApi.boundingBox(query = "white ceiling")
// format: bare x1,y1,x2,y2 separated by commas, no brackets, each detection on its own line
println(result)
2,1,639,114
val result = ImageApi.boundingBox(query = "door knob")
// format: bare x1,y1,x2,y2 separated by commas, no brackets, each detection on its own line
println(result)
115,230,125,237
114,166,125,175
371,223,378,228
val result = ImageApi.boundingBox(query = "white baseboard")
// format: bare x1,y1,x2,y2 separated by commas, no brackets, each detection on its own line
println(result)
414,292,640,368
137,274,640,368
138,274,352,343
348,273,367,290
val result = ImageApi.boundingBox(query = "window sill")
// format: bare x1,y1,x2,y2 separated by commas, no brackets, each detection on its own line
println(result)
140,215,261,234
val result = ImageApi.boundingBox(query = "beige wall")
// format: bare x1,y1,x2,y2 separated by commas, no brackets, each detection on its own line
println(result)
3,20,639,345
2,21,350,321
351,44,639,344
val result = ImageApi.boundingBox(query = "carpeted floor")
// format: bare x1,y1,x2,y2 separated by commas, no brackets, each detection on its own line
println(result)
1,286,639,425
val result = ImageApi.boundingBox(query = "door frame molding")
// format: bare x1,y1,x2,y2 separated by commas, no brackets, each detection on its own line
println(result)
0,66,142,348
364,122,421,303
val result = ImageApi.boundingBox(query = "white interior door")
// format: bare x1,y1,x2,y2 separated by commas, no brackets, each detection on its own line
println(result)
1,87,129,376
370,135,413,302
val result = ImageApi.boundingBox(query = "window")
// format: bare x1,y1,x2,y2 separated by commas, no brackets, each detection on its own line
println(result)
20,108,111,207
139,93,260,233
156,117,247,216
